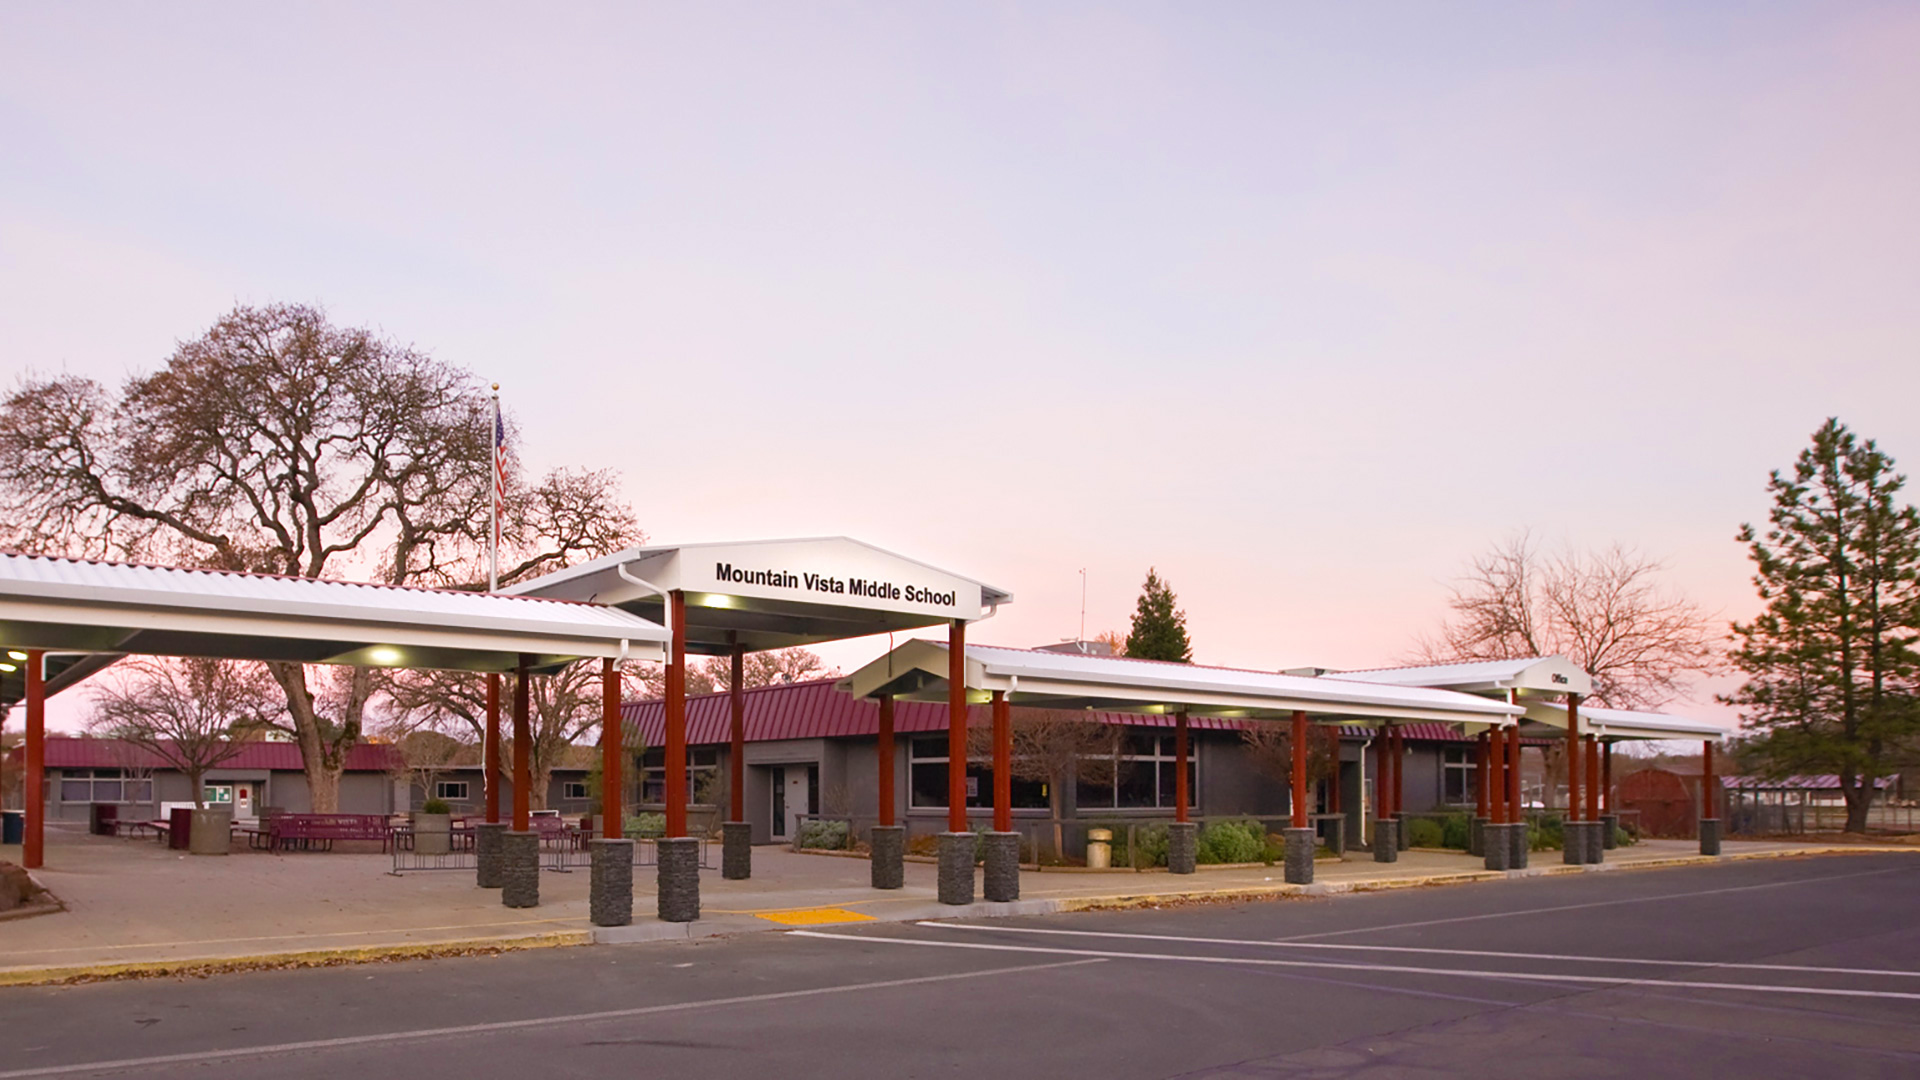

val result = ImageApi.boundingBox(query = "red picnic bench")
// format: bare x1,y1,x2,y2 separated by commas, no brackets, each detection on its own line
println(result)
249,813,394,852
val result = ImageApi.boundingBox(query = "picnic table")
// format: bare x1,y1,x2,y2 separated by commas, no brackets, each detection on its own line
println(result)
114,819,171,844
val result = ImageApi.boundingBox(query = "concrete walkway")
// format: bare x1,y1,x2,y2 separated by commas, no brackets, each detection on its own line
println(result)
2,829,1901,985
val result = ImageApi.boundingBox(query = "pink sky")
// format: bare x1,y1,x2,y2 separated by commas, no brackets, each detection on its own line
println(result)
4,3,1918,736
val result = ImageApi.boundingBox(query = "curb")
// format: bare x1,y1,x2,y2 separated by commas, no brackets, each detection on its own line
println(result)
0,930,591,989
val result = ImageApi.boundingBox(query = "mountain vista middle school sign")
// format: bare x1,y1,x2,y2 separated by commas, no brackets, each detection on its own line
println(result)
504,537,1011,654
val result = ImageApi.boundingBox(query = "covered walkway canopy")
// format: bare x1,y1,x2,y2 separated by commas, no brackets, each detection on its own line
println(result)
0,550,670,872
836,641,1522,891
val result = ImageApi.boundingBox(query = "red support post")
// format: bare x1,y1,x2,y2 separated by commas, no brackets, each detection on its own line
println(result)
1174,711,1191,823
484,674,501,824
512,658,531,833
1290,710,1309,829
1585,734,1600,824
947,619,968,834
991,690,1011,833
665,591,688,838
1380,724,1396,818
1565,695,1582,822
1324,725,1342,816
1475,731,1490,821
1506,723,1522,822
601,658,621,839
877,696,896,827
1392,726,1405,819
1702,739,1715,821
729,645,745,825
23,649,44,870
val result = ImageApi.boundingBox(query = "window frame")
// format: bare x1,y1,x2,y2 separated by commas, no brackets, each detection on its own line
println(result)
58,768,153,805
434,780,470,801
1075,730,1197,812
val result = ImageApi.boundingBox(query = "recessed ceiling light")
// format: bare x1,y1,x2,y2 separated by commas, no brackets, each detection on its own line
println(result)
369,646,402,665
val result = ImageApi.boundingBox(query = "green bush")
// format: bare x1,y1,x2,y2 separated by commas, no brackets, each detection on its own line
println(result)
1127,823,1170,868
625,812,666,838
1197,819,1265,864
1613,826,1635,847
419,798,451,815
1529,815,1564,851
796,819,850,850
1438,813,1472,850
1405,817,1444,848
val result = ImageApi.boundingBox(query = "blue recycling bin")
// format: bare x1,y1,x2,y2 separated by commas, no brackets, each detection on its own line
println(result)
1,809,23,845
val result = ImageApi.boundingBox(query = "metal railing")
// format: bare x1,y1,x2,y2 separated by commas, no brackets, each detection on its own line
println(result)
389,831,716,874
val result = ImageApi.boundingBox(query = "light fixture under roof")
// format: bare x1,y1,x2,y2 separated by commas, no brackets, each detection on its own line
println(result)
5,650,25,661
369,646,403,665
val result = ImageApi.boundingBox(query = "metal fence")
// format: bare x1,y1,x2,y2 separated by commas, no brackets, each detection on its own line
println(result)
1728,792,1918,836
389,833,716,874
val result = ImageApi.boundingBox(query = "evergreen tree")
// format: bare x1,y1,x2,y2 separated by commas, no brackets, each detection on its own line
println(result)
1125,568,1194,662
1723,419,1920,833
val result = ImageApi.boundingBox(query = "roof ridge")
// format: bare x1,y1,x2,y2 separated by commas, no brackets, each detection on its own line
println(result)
0,549,608,607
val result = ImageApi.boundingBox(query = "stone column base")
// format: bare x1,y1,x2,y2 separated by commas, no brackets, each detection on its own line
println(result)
1584,821,1605,864
1483,822,1512,871
1324,816,1346,857
1283,827,1315,885
475,821,506,889
1601,814,1619,850
870,825,905,889
501,830,539,909
983,831,1020,902
1167,822,1197,875
1510,820,1530,869
722,821,752,880
937,832,975,906
1700,817,1722,857
1469,816,1487,857
589,838,634,927
1372,819,1399,863
657,836,701,922
1394,813,1409,851
1563,818,1587,865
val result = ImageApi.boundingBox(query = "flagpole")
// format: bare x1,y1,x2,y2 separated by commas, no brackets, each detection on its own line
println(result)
489,383,500,593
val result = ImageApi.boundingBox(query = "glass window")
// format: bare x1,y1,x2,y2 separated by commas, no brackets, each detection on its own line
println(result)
1074,727,1196,811
563,781,589,800
60,769,147,804
61,779,92,802
1442,747,1476,806
639,748,719,804
434,780,470,800
908,736,1048,810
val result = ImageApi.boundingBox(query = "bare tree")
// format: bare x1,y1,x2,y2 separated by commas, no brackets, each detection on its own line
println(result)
87,658,277,809
1240,721,1338,788
381,727,470,808
0,303,640,811
631,647,838,700
1412,533,1720,708
971,708,1118,859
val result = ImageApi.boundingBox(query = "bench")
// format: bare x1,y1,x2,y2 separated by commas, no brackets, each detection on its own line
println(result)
115,819,171,844
264,813,394,852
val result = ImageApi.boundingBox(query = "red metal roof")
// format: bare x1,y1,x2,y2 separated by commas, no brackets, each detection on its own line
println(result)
28,736,399,772
619,681,1492,747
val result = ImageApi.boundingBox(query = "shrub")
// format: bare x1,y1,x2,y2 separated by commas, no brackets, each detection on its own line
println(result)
907,833,940,857
625,812,666,838
1128,823,1170,868
419,798,451,816
1438,813,1472,850
1613,826,1635,847
1405,817,1444,848
1197,819,1265,864
797,819,850,850
1529,815,1564,851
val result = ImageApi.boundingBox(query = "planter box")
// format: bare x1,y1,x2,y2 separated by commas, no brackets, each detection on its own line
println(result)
188,808,233,855
413,812,453,855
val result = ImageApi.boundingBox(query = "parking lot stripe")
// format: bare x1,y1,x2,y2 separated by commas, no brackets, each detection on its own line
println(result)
915,921,1920,979
789,929,1920,1002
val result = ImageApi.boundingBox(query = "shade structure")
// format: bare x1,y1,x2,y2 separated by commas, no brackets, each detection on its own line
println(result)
837,641,1522,727
1521,701,1729,742
1331,656,1594,699
0,550,669,673
501,537,1010,655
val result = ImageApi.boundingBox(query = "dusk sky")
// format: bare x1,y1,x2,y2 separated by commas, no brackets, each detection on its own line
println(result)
5,3,1918,731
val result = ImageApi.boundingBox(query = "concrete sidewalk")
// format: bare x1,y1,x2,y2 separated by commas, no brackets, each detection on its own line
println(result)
3,830,1903,985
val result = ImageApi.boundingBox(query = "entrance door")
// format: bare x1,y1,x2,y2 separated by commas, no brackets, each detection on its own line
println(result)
233,783,256,821
771,765,817,840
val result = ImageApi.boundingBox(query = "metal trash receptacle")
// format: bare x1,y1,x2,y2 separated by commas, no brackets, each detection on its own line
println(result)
1,809,23,845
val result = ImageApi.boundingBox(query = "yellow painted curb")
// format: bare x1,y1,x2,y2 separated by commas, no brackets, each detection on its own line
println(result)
0,930,592,989
755,907,877,926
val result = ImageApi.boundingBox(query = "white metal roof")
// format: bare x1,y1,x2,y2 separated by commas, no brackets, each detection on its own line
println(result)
1331,656,1593,697
838,641,1521,727
1522,701,1728,741
0,551,668,673
506,537,1013,655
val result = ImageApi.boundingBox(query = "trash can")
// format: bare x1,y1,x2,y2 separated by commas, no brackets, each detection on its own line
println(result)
91,802,120,836
1,809,23,845
168,806,193,850
1086,827,1113,869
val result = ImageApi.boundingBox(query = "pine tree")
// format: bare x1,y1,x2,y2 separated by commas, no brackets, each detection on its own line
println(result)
1722,419,1920,833
1125,568,1194,662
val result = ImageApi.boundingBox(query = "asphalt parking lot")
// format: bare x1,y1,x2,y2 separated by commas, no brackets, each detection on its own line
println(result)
3,852,1916,1079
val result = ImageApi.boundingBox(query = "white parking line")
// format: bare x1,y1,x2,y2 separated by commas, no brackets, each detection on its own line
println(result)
0,958,1105,1080
789,930,1920,1002
1277,865,1908,941
915,921,1920,979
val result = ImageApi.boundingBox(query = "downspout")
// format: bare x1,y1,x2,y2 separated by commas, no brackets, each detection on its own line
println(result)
1357,734,1374,847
